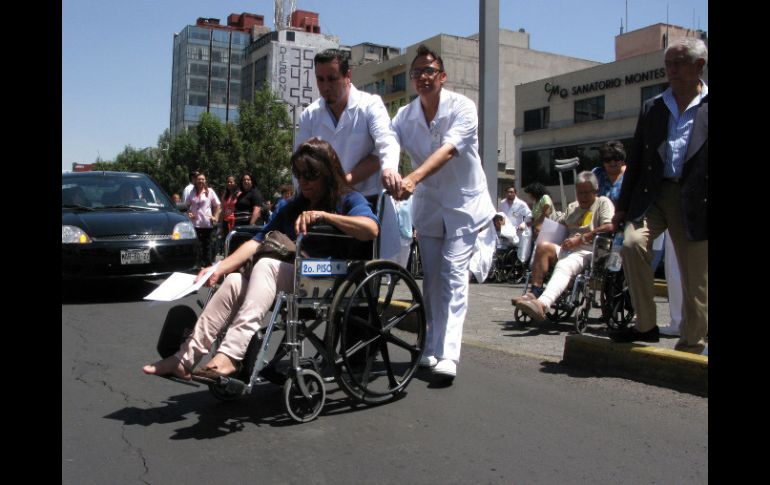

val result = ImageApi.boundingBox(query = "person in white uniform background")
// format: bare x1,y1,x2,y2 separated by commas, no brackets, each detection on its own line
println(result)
391,45,496,381
497,186,531,245
297,49,404,265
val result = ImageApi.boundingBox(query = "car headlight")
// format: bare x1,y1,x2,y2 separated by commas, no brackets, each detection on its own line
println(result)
62,225,92,244
172,221,197,240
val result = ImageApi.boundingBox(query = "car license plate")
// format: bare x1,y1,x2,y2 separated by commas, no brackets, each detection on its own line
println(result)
120,248,151,265
300,260,347,276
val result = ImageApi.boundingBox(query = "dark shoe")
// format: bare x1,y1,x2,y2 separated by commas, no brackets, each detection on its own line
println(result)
609,326,660,343
515,298,547,322
674,341,706,355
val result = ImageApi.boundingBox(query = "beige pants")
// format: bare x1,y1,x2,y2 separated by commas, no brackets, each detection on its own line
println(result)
174,258,294,369
622,180,707,349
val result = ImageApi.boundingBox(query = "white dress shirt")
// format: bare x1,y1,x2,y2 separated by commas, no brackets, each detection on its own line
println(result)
391,88,495,238
296,85,400,196
498,196,531,229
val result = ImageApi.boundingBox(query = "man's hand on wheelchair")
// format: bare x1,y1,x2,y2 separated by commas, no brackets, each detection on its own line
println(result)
381,168,403,196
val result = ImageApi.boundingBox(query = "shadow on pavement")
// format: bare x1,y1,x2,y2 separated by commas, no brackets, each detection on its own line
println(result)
104,383,388,439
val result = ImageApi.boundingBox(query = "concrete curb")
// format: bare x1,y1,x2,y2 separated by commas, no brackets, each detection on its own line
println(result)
562,334,707,396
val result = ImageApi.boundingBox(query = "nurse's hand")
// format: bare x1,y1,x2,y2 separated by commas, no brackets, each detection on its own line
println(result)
395,176,416,201
381,168,402,196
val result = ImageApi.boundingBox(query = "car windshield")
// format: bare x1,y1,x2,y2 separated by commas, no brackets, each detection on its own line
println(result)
62,174,174,211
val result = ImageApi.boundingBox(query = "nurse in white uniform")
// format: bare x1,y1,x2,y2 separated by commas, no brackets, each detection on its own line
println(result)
391,45,495,381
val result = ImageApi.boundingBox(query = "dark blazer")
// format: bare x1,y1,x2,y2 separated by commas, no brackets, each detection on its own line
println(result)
616,92,708,241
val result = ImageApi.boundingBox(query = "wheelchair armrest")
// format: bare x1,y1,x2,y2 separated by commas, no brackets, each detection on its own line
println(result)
232,224,264,235
305,223,345,236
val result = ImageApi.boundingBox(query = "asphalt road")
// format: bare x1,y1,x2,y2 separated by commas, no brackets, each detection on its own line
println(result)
62,280,707,484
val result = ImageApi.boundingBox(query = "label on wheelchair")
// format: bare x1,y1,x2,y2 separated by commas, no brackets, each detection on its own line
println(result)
300,260,347,276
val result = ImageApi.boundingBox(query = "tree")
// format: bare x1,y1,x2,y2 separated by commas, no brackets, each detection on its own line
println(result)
237,85,293,200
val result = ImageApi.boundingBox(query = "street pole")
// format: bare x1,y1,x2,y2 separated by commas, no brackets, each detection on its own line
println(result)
479,0,500,202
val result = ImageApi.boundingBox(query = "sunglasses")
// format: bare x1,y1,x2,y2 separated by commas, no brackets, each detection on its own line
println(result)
409,66,442,79
292,166,321,181
602,158,620,164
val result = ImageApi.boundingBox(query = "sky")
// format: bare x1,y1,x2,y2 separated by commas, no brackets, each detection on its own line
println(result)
61,0,708,172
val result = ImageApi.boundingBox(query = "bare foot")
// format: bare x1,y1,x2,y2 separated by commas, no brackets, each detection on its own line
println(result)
142,356,191,380
201,352,239,375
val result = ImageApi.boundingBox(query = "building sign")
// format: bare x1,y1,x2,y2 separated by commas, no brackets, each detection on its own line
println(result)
274,45,316,106
545,67,666,101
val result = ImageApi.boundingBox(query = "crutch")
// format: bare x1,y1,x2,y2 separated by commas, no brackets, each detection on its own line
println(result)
554,157,580,209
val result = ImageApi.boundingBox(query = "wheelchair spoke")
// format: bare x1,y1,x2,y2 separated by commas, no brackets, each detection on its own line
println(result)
384,332,421,355
378,273,399,316
378,338,400,388
382,302,422,333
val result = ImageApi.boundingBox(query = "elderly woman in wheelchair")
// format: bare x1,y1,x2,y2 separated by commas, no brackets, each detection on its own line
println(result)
513,171,614,323
142,138,380,381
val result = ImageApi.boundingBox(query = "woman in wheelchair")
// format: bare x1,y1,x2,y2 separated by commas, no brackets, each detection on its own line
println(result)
142,137,380,380
513,171,614,322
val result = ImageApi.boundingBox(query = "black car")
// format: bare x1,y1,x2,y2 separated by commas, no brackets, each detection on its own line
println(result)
62,171,199,280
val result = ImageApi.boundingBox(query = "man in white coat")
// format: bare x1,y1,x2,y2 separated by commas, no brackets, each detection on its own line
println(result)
391,45,496,381
296,49,404,265
498,186,531,245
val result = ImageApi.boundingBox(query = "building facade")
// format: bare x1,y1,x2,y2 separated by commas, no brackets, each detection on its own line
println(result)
170,14,266,136
514,23,708,208
351,29,601,198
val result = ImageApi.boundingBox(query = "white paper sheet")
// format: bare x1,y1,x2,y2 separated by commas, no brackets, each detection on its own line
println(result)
144,263,219,301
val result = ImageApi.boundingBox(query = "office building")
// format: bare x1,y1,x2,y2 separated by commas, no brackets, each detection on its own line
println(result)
170,13,268,136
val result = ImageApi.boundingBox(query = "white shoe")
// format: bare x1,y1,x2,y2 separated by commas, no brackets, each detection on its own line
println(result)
419,355,438,368
433,359,457,378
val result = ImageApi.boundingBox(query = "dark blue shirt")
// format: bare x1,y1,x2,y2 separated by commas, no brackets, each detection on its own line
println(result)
253,191,379,242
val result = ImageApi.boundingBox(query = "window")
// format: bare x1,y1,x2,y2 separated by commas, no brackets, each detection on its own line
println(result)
392,72,406,93
523,107,549,132
520,137,634,187
189,78,208,93
574,96,605,123
641,82,669,104
286,31,295,42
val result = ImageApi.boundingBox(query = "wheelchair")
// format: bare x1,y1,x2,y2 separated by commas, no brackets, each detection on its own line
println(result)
513,233,634,334
487,243,526,284
155,192,427,423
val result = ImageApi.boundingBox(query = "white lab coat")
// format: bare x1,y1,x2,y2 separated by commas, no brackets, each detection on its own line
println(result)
391,88,496,363
297,85,402,261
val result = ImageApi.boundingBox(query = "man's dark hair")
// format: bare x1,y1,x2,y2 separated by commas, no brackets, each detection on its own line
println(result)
189,170,200,182
314,49,350,75
411,44,444,71
598,140,626,163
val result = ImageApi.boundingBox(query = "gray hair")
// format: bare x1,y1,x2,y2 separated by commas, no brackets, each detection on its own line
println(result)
575,171,599,191
665,37,708,66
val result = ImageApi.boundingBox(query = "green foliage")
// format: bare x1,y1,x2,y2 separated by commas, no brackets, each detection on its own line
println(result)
89,85,293,202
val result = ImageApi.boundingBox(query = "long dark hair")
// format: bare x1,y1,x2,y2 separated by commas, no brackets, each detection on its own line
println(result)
291,137,351,210
524,182,549,201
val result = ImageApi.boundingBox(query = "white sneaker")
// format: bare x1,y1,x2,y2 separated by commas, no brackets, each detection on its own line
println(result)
419,355,438,368
433,359,457,378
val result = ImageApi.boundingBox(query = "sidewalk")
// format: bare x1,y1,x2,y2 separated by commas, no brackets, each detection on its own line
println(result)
459,279,708,396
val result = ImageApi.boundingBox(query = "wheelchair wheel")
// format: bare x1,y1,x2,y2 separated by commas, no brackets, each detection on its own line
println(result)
514,307,531,325
574,299,590,334
284,369,326,423
326,260,426,405
602,270,635,330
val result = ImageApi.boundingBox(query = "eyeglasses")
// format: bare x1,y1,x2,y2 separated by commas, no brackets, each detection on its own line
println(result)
293,167,320,181
602,158,620,164
409,66,442,79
